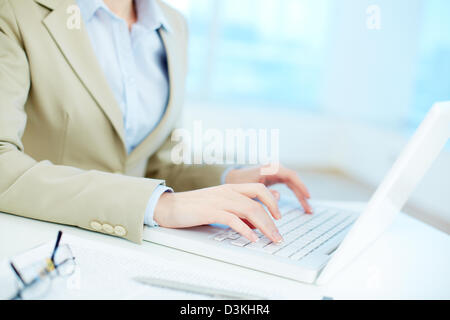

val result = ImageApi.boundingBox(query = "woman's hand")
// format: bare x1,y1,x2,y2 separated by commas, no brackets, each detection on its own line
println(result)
154,165,311,244
225,165,312,214
154,184,284,243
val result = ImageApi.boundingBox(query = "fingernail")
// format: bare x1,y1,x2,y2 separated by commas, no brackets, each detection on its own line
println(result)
272,231,283,243
251,234,259,242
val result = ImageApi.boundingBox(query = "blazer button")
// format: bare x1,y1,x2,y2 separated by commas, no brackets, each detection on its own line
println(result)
90,221,102,231
102,223,114,234
114,225,127,237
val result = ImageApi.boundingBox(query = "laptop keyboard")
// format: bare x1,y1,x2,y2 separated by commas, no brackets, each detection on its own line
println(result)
212,206,356,261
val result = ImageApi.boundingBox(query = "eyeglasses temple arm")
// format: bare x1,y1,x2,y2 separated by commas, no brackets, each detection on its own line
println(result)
51,231,63,262
9,262,26,285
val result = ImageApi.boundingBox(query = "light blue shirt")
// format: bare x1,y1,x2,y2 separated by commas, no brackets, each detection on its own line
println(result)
77,0,172,227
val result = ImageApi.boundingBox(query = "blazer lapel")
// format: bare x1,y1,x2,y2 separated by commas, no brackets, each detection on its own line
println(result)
126,25,185,167
37,0,126,150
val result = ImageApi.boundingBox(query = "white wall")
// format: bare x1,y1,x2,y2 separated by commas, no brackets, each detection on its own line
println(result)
321,0,424,126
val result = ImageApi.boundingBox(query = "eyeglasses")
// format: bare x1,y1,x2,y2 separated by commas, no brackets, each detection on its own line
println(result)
9,231,77,300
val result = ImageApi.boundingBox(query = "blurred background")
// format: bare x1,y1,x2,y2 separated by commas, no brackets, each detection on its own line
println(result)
165,0,450,232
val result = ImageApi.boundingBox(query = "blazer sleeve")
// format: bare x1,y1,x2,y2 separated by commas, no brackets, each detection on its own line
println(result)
145,133,229,192
0,0,163,244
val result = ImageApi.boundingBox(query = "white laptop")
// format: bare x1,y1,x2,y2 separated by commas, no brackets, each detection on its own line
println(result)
144,102,450,285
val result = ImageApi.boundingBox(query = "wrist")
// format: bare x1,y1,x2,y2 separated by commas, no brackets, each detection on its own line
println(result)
226,167,262,184
154,191,175,226
224,169,241,184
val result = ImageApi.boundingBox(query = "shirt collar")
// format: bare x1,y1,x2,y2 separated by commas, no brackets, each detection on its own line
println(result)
76,0,172,33
135,0,172,32
76,0,104,22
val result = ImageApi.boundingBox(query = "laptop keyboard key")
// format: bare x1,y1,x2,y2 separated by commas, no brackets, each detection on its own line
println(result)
213,232,229,242
231,237,252,247
247,237,271,249
264,243,283,254
290,249,310,261
228,232,241,240
218,206,357,265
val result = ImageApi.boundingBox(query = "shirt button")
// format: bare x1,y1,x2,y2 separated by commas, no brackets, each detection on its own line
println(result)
102,223,114,234
90,221,102,231
114,226,127,237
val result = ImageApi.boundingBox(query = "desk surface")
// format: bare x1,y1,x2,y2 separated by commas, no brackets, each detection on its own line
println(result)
1,201,449,300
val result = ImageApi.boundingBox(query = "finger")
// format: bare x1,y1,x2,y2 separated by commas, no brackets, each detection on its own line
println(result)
231,183,281,220
214,212,259,242
289,172,311,199
241,219,257,230
275,167,311,199
286,181,313,214
276,168,312,213
270,189,280,201
227,193,283,243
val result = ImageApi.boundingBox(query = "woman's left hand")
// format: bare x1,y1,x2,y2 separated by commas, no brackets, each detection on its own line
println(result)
225,164,313,214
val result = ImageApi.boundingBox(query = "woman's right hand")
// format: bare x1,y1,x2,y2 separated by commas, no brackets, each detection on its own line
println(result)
154,184,284,244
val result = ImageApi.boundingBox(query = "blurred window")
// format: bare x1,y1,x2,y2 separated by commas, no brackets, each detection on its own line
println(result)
410,0,450,126
167,0,450,128
167,0,331,110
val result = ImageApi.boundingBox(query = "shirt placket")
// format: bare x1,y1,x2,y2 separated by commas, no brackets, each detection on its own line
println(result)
114,20,140,153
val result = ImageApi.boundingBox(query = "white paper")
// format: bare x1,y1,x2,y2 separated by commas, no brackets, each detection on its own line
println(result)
0,233,294,300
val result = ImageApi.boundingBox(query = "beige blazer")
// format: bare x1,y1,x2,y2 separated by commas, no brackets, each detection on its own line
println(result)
0,0,226,243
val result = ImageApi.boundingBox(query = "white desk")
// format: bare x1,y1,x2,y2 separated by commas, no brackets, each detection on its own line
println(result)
0,202,449,300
